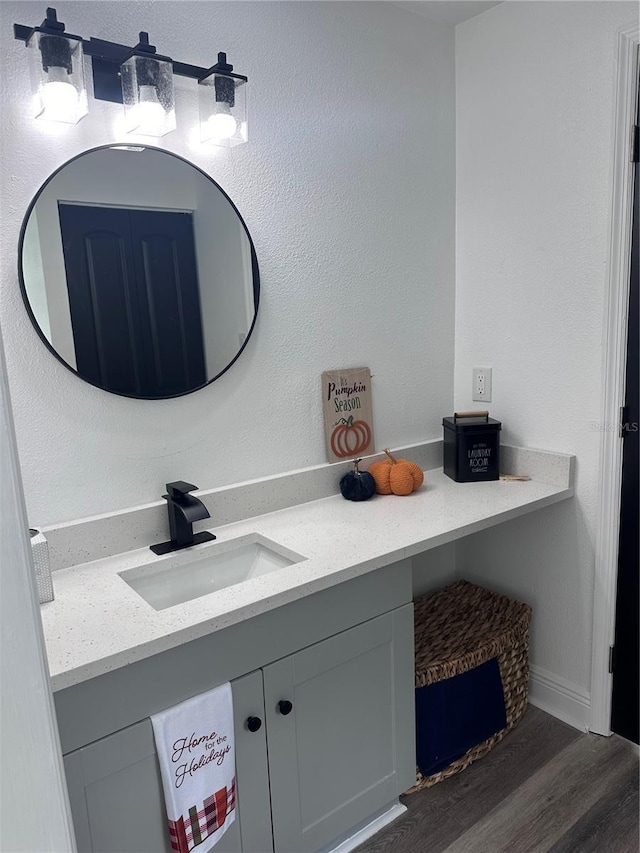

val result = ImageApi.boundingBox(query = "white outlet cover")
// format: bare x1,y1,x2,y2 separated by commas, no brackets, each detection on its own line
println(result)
473,367,492,402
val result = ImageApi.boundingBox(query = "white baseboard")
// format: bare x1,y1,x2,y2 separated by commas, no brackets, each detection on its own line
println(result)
529,665,591,733
326,802,407,853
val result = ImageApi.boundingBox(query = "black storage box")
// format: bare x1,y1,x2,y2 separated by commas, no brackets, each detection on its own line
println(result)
443,412,501,482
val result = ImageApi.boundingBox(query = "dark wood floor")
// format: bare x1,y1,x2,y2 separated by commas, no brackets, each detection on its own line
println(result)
356,706,639,853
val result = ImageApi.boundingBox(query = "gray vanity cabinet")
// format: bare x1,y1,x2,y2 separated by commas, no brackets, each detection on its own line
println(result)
55,561,415,853
63,670,272,853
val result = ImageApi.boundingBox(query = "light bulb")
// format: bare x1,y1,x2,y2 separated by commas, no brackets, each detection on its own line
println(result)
40,66,78,122
135,85,165,132
207,106,237,140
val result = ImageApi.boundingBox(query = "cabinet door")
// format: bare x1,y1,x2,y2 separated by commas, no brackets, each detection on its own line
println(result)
64,671,272,853
263,604,415,853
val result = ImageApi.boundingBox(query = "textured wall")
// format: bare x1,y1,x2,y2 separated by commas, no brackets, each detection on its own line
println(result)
0,2,455,525
454,1,636,692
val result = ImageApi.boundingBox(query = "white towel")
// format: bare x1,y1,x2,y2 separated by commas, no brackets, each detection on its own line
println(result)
151,683,236,853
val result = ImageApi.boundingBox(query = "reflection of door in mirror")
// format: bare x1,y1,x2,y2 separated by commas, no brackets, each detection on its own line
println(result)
58,204,206,398
20,147,260,399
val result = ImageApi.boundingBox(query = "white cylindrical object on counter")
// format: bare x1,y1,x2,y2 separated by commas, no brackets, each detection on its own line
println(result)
29,528,54,604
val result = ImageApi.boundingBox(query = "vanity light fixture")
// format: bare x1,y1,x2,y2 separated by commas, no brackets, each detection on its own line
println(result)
14,7,248,146
22,7,88,124
119,35,176,137
199,53,248,147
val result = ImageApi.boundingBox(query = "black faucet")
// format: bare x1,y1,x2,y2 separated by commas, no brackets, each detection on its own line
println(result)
150,481,216,555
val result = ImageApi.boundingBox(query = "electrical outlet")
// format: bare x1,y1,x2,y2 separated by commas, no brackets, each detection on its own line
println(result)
472,367,492,402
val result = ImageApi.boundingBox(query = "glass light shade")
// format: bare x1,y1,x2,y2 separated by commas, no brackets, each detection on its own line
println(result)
27,31,88,123
199,73,247,148
120,55,176,137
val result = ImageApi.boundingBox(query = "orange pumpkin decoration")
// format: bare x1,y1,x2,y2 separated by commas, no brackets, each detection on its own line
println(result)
368,448,424,496
331,416,372,458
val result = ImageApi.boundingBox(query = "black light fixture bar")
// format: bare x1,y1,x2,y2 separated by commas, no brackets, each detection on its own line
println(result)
14,7,247,105
173,58,247,84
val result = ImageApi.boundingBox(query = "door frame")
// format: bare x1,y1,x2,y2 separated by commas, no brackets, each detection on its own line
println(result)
0,321,76,850
590,24,639,736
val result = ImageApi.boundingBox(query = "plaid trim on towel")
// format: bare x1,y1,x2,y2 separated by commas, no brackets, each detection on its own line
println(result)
168,778,236,853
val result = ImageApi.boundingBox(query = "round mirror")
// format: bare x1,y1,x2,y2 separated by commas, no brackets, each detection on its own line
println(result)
19,145,259,399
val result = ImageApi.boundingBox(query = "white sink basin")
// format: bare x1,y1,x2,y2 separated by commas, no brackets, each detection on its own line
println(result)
119,534,306,611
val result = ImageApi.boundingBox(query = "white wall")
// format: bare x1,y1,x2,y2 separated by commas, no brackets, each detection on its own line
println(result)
193,176,254,378
0,1,455,527
21,213,50,339
0,321,75,853
455,1,636,697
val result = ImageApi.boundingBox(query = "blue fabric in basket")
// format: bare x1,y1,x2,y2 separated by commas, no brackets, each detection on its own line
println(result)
415,657,507,777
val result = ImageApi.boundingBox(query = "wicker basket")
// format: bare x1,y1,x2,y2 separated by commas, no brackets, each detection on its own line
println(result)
407,580,532,792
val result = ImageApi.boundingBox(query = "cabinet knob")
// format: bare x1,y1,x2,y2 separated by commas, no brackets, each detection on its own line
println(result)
278,700,293,716
246,716,262,732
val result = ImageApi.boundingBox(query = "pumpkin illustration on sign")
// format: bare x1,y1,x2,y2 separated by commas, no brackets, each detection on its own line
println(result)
369,448,424,496
330,415,372,459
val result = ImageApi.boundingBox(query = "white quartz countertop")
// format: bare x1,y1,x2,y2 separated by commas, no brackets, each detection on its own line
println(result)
42,456,574,691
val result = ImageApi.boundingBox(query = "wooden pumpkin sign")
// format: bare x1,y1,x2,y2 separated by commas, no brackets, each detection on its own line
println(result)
322,367,374,463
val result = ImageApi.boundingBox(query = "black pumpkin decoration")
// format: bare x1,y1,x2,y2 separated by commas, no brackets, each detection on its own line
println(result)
339,458,376,502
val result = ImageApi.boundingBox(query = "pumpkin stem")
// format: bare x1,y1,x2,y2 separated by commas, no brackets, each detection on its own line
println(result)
383,448,398,464
333,416,355,428
353,457,362,474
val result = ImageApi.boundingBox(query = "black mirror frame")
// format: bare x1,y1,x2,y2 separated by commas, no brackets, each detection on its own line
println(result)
18,143,260,400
